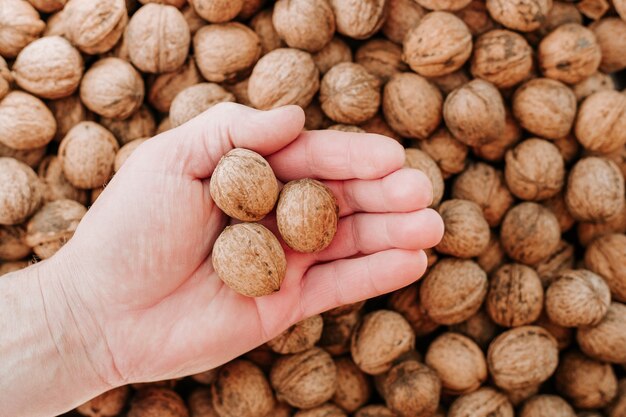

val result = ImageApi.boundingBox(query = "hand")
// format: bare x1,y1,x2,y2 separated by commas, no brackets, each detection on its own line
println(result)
49,103,443,387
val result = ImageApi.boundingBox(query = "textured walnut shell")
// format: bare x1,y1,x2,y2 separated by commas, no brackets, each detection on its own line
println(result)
450,309,498,349
332,357,371,413
487,326,559,390
212,360,274,417
555,350,617,409
388,283,440,337
355,40,407,85
534,240,575,288
382,0,425,44
573,71,615,103
443,79,505,147
250,9,284,55
319,307,362,356
528,2,582,43
80,58,144,120
403,12,472,77
267,314,324,354
472,107,522,162
313,37,353,76
128,387,189,417
0,142,44,170
359,114,402,142
533,311,573,350
591,19,626,74
148,58,202,113
476,232,506,275
487,264,544,327
404,149,444,207
271,347,337,409
420,258,488,325
585,234,626,302
304,100,331,131
0,225,30,261
101,106,155,146
38,156,89,205
383,73,442,141
0,0,45,58
575,91,626,154
538,23,601,84
187,388,218,417
12,36,83,100
114,138,147,172
486,0,552,32
190,369,218,385
607,379,626,417
543,192,575,233
565,157,625,222
212,223,286,297
416,128,467,179
552,134,580,165
194,23,261,83
0,91,56,150
64,0,127,55
429,69,471,95
277,179,338,253
59,122,119,189
294,404,347,417
320,63,380,125
500,202,561,265
77,386,130,417
436,199,490,258
0,157,42,226
272,0,335,53
189,0,243,23
0,56,11,101
249,48,319,110
455,0,496,36
329,0,388,40
224,78,252,107
471,29,533,89
170,83,235,128
449,388,514,417
350,310,415,375
126,4,190,74
49,95,92,143
519,395,576,417
577,302,626,364
425,332,487,395
381,360,441,417
238,0,266,20
452,162,513,227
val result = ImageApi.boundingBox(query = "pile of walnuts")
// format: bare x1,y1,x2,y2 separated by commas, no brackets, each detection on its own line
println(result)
0,0,626,416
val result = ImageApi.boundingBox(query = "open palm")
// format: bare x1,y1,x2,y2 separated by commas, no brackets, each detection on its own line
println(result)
57,103,443,386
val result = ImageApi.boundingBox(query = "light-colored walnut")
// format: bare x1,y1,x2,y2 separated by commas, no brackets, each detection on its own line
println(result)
388,283,440,337
313,37,353,75
417,128,468,179
0,157,42,226
238,0,266,20
528,1,582,43
0,91,56,150
533,312,573,350
543,192,575,233
38,156,89,205
0,0,45,58
534,240,575,288
128,387,189,417
577,206,626,247
64,0,128,55
577,302,626,364
319,306,362,356
585,234,626,302
575,91,626,155
519,395,576,417
188,0,243,23
147,58,202,114
436,199,490,258
381,360,441,417
267,315,324,355
404,148,444,207
0,143,45,170
355,39,407,84
455,0,496,36
187,387,218,417
329,0,388,40
101,106,155,146
476,232,506,275
49,95,92,143
272,0,335,53
590,18,626,74
576,0,609,20
572,72,615,102
212,360,274,417
332,357,371,413
448,388,514,417
450,309,498,349
224,78,252,107
472,107,521,162
170,83,235,128
486,0,553,32
294,404,346,417
487,264,544,327
250,9,284,55
353,405,396,417
114,138,147,172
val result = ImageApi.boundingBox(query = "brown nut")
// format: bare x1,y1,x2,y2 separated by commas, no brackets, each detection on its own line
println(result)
64,0,127,55
332,357,371,413
443,79,506,147
294,404,347,417
313,37,353,75
320,63,380,125
327,124,365,133
126,4,190,74
101,106,155,146
194,23,261,83
450,309,499,349
0,157,42,226
77,386,130,417
552,134,580,165
404,149,444,207
114,138,147,172
273,0,335,53
267,315,324,355
572,71,615,102
416,0,471,10
170,83,235,128
577,206,626,248
355,39,407,84
577,302,626,364
38,156,89,205
250,9,284,55
382,0,426,45
472,107,522,162
455,0,496,36
381,360,441,417
248,48,319,110
436,199,490,258
585,234,626,302
0,143,46,170
0,261,30,276
277,179,338,253
448,387,514,417
224,78,252,107
607,379,626,417
212,223,286,297
487,264,544,327
59,122,119,190
0,225,30,262
575,91,626,154
0,0,45,58
591,18,626,74
519,395,576,417
538,23,601,84
487,326,559,391
319,306,362,356
429,69,471,95
383,73,443,141
187,387,218,417
486,0,552,32
403,11,472,77
543,192,575,233
388,283,440,337
420,258,488,325
271,347,337,409
0,91,56,150
534,311,573,350
211,360,274,417
48,95,92,143
350,310,415,375
416,128,468,179
354,405,396,417
0,56,11,101
148,58,203,113
188,0,243,23
476,232,506,275
329,0,388,40
80,58,144,120
500,202,561,266
534,240,575,288
128,387,189,417
360,114,402,142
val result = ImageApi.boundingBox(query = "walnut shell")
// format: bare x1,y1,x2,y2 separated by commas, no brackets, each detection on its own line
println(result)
170,83,235,128
543,192,575,233
519,395,576,417
267,314,324,354
382,0,426,45
64,0,127,55
128,387,189,417
190,369,218,385
148,58,202,113
436,199,490,258
304,100,331,131
0,225,30,261
313,37,353,75
381,360,441,417
354,405,396,417
0,91,56,150
272,0,335,53
332,357,371,413
49,95,92,143
420,258,488,325
429,69,471,95
38,156,89,205
539,23,601,84
250,9,284,55
59,122,119,189
416,128,468,179
565,157,625,222
276,179,338,253
114,138,147,172
486,0,552,32
573,72,615,103
248,48,319,110
187,388,218,417
528,2,582,43
607,379,626,417
383,73,442,141
534,240,575,288
320,63,380,124
0,56,11,101
126,4,190,74
101,106,155,146
319,307,361,356
212,223,286,297
590,19,625,75
328,124,365,133
359,114,402,142
404,148,444,207
443,79,505,147
487,264,544,327
533,311,573,350
43,9,67,38
224,78,252,107
450,309,498,350
329,0,388,40
578,207,626,247
500,202,561,265
270,347,337,409
455,0,496,36
403,12,472,77
476,232,506,275
0,157,42,226
575,91,626,154
448,387,514,417
355,39,407,84
425,332,487,395
194,23,261,83
212,360,274,417
238,0,266,20
577,302,626,364
472,107,522,162
555,350,617,409
294,404,347,417
0,0,45,58
452,162,513,227
350,310,415,375
585,234,626,302
77,386,130,417
552,134,580,165
80,58,144,120
188,0,243,23
0,142,45,170
471,29,533,89
487,326,559,390
388,283,440,337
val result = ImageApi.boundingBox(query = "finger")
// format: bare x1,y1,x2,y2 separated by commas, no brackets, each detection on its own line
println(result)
327,168,434,217
266,130,405,181
300,249,428,317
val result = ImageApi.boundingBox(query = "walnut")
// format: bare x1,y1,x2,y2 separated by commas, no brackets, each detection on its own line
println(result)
572,72,615,102
487,326,559,390
477,232,506,275
381,360,441,417
243,344,277,373
38,156,89,205
575,91,626,155
43,10,66,37
157,117,172,134
450,309,499,349
452,162,514,227
101,106,155,146
590,19,626,73
533,312,573,350
114,138,147,172
404,149,444,207
250,9,284,55
272,0,335,53
487,264,544,327
543,192,575,233
0,143,45,170
0,157,42,225
383,73,442,141
448,388,514,417
382,0,426,45
436,199,490,258
519,395,576,417
354,405,396,417
48,95,92,143
359,114,402,142
327,124,365,133
553,134,580,165
416,128,468,179
388,284,440,337
319,306,362,356
170,83,235,128
313,37,353,75
429,69,471,95
355,40,407,84
128,387,189,417
224,78,252,107
77,386,130,417
248,48,319,110
332,357,371,412
585,234,626,302
505,385,541,408
528,1,582,43
187,387,218,417
148,60,201,113
472,107,522,162
267,315,324,354
534,240,575,288
420,258,488,325
455,0,496,36
0,56,11,101
403,11,472,77
188,0,243,23
238,0,266,20
0,0,45,58
64,0,127,55
328,0,388,40
578,207,626,248
607,379,626,417
181,5,204,35
443,79,506,147
575,0,609,20
577,302,626,364
0,91,56,150
190,369,218,385
211,360,274,417
270,347,337,409
0,225,30,262
486,0,553,32
294,404,347,417
304,100,331,131
27,0,66,13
